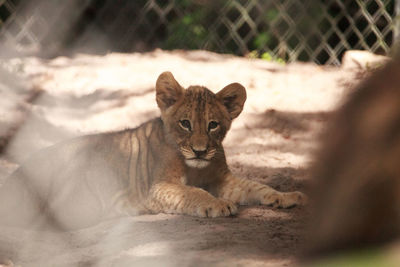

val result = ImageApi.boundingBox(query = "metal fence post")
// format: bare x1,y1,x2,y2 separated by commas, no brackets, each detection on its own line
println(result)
394,0,400,53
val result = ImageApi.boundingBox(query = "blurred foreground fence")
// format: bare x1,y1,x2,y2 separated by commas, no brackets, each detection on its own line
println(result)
0,0,399,64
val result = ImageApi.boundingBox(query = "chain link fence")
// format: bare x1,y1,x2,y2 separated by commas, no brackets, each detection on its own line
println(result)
0,0,399,64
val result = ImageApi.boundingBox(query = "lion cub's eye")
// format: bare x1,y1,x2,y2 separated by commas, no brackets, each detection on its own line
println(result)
208,121,219,132
179,120,192,131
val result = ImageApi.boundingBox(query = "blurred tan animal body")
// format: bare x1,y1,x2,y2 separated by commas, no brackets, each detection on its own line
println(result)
0,72,306,229
307,58,400,255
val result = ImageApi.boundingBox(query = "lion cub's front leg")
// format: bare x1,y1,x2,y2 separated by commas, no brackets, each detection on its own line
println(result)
146,182,237,217
216,174,307,208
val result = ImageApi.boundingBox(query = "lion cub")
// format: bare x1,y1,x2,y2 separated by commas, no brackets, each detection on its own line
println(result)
0,72,306,230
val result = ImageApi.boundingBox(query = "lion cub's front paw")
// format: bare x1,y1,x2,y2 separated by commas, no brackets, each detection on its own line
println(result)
195,199,238,218
261,191,308,208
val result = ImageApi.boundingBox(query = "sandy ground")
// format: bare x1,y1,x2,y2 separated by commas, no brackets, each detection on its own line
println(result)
0,50,363,266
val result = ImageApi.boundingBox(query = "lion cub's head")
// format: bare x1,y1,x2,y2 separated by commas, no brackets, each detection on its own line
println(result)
156,71,246,169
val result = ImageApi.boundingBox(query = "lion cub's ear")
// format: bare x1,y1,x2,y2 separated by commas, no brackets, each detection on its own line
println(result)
156,71,184,111
216,83,246,119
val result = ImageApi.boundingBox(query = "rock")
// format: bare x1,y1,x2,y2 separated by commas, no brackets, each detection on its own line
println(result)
341,50,391,70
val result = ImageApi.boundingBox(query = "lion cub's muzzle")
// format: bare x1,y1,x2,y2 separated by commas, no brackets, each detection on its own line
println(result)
180,146,216,169
192,147,207,158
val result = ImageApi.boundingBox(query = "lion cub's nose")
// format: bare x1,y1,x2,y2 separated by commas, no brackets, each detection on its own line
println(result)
192,147,207,158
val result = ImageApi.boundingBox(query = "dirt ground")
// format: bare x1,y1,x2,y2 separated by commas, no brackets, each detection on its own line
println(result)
0,50,364,266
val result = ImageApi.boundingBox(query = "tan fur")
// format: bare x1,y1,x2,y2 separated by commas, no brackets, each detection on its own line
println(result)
0,72,306,230
306,58,400,256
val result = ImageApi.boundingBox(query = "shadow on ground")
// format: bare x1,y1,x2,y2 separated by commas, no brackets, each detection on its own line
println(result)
0,209,308,266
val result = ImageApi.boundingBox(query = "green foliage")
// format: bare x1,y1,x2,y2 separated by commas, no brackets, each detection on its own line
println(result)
248,50,285,64
251,6,279,52
164,16,206,49
160,0,286,61
253,32,270,50
160,1,315,62
309,248,397,267
249,7,283,61
164,18,199,49
262,52,285,64
265,9,279,22
163,2,211,50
